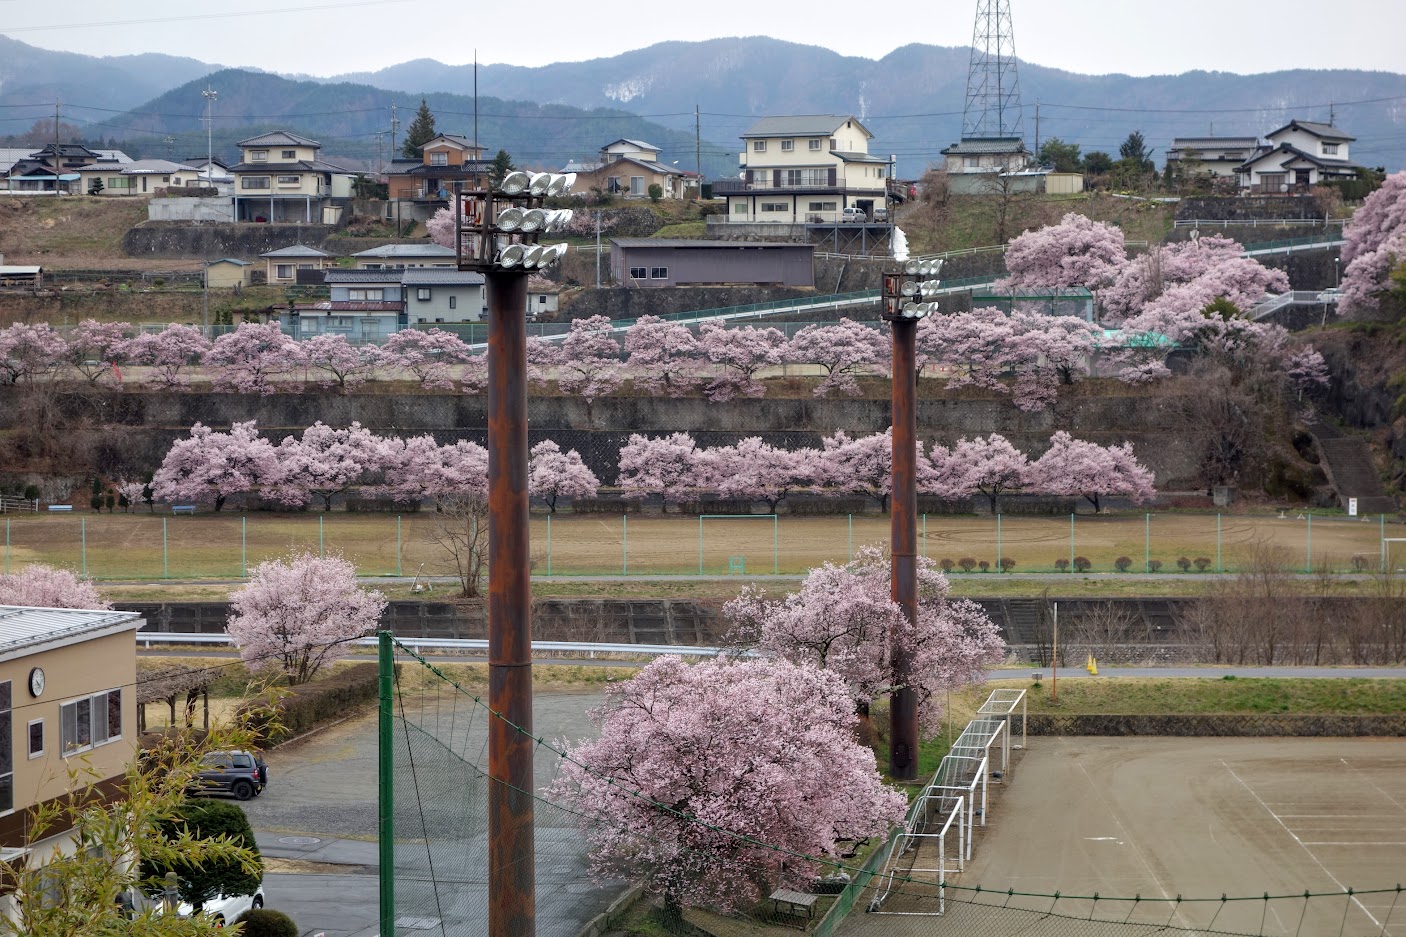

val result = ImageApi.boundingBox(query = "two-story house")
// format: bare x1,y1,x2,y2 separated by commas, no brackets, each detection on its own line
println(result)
259,245,338,284
351,243,458,269
718,116,889,224
1164,137,1259,180
229,132,356,223
400,268,486,324
0,605,143,922
565,139,689,199
387,134,488,202
285,266,487,340
1236,120,1361,193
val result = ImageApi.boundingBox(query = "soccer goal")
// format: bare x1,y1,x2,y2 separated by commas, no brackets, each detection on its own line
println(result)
697,514,778,575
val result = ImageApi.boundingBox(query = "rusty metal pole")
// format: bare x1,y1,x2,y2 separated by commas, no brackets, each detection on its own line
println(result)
889,315,920,781
487,268,535,937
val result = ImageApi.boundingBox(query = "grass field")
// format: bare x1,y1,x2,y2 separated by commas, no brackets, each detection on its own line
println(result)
2,510,1399,581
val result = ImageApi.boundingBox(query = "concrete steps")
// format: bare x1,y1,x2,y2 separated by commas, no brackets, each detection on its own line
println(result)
1309,424,1397,514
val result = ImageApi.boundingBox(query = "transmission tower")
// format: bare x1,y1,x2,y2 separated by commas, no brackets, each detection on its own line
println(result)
962,0,1024,140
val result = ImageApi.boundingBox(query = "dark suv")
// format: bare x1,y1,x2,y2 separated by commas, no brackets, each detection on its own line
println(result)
192,750,268,801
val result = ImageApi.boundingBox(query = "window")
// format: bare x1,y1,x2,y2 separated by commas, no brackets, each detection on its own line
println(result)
60,688,121,756
1259,172,1287,191
760,202,788,212
785,170,802,186
241,176,270,190
281,149,297,159
348,288,385,301
630,176,644,196
732,202,747,214
275,264,293,280
628,266,647,279
361,320,379,340
429,152,448,166
650,267,668,279
417,288,432,301
830,139,837,151
809,139,822,151
28,719,43,759
0,682,9,813
808,201,838,211
448,296,457,310
161,175,170,183
277,175,301,185
1323,143,1339,155
249,150,268,161
781,140,794,151
296,263,314,270
753,141,767,152
538,295,547,304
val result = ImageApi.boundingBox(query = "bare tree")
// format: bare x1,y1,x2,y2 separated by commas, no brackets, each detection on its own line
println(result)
423,494,489,597
1067,602,1149,662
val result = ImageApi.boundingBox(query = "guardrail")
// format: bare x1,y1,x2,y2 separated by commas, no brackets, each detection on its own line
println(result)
136,632,734,657
1174,218,1344,228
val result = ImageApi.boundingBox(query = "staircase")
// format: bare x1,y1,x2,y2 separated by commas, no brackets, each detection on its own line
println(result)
1309,423,1398,514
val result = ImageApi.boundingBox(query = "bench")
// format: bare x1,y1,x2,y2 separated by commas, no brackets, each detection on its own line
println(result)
46,505,73,512
769,889,818,926
171,505,196,515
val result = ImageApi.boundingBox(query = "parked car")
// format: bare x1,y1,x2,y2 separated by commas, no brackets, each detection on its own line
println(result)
192,750,268,801
186,885,265,927
840,207,866,223
873,207,888,222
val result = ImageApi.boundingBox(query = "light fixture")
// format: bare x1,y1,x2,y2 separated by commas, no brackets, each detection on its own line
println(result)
547,173,573,196
496,207,525,231
523,245,546,268
497,244,526,268
900,281,918,297
528,172,553,196
519,208,548,233
499,171,530,195
903,259,920,276
541,243,568,266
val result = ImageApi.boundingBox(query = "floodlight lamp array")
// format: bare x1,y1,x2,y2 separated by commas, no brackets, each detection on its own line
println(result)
882,260,945,321
455,172,577,272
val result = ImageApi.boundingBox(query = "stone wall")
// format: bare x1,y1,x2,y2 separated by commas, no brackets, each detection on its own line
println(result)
1175,196,1324,222
123,222,343,260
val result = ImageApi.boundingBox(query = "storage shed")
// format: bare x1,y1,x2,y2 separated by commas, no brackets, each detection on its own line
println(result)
609,238,814,288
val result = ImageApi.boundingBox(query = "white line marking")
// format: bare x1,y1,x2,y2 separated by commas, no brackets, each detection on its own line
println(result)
1300,841,1406,846
1340,758,1406,813
1221,761,1389,935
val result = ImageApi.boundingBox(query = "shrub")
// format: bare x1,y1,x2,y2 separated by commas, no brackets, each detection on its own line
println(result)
1114,556,1133,572
1148,559,1163,573
999,557,1016,572
1177,556,1192,572
234,909,298,937
1194,557,1212,572
958,557,977,572
977,559,991,572
141,801,261,909
240,662,387,746
1351,555,1371,572
647,183,663,202
939,558,955,572
1054,558,1069,572
1073,556,1092,572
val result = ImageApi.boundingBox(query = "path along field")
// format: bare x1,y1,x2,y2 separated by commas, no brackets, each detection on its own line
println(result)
848,737,1406,937
1,510,1400,580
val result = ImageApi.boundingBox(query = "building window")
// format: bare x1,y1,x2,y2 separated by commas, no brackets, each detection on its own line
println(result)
1323,143,1339,155
277,175,300,185
830,139,837,151
0,681,9,813
809,139,822,151
538,295,547,304
630,176,644,196
753,141,767,152
1259,172,1287,191
650,267,668,279
781,140,794,151
275,264,293,280
808,201,838,211
348,288,385,301
28,718,43,759
628,266,647,279
761,202,788,212
241,176,271,190
250,150,268,161
282,149,297,159
417,288,432,301
361,321,379,340
448,296,457,310
60,688,121,757
160,175,170,183
732,202,747,214
430,152,448,166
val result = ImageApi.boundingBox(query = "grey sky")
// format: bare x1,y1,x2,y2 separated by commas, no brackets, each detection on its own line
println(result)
2,0,1402,78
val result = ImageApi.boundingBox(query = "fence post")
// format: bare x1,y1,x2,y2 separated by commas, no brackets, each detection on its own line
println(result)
1305,513,1312,573
1144,512,1150,573
1216,514,1222,573
377,630,395,937
622,513,628,576
241,516,248,578
697,515,704,576
319,514,325,559
4,519,8,575
546,514,552,577
396,515,403,578
848,513,853,561
162,517,168,579
81,517,87,579
1069,513,1075,572
773,514,779,575
996,513,1002,571
921,513,927,559
1382,514,1388,573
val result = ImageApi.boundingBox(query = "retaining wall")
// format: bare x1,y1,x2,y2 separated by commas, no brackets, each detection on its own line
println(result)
1027,713,1406,736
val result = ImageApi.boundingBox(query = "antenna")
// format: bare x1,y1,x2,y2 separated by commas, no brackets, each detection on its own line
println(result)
962,0,1024,140
390,103,400,157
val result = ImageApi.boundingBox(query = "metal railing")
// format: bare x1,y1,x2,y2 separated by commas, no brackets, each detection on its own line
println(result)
1174,218,1344,228
135,632,734,658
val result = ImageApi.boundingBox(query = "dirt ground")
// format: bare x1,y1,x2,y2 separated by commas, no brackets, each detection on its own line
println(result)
850,737,1406,937
2,510,1397,579
0,196,151,264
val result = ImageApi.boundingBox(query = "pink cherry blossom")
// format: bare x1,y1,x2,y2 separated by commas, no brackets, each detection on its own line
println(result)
700,437,818,512
550,316,624,418
0,323,67,384
269,421,383,510
65,320,131,383
299,333,379,390
1342,170,1406,267
616,433,698,511
928,434,1031,513
1002,212,1128,290
529,440,599,512
623,315,700,395
380,328,470,390
0,563,110,609
786,318,888,397
205,322,301,395
698,322,784,402
1028,430,1155,513
151,420,282,512
117,324,211,388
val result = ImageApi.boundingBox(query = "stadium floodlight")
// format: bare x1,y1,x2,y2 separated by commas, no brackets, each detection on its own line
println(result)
901,280,918,297
546,173,573,196
499,171,531,195
540,243,568,266
519,208,548,233
522,245,546,268
527,172,553,196
496,244,526,268
495,207,525,232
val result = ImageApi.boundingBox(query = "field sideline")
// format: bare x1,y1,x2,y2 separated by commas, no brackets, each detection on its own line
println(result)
1,510,1399,581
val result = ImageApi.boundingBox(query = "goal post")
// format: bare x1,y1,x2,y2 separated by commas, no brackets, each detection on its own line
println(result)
697,514,778,576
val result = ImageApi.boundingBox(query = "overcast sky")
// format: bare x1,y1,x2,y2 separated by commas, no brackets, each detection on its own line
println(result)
3,0,1403,78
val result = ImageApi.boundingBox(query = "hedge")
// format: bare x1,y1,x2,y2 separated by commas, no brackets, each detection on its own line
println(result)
243,662,389,746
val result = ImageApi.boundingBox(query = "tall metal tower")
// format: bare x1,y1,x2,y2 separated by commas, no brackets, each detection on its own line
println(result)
962,0,1024,140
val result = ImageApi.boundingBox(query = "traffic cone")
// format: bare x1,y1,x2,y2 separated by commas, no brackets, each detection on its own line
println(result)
1086,653,1098,675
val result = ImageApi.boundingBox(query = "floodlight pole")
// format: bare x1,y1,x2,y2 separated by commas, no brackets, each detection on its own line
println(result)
887,289,920,781
486,265,536,937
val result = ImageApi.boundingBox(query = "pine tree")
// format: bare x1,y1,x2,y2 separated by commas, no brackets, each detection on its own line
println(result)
489,149,516,186
401,98,437,159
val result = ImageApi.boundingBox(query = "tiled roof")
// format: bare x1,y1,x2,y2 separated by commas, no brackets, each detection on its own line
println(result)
832,151,888,164
399,268,483,286
940,138,1029,155
324,269,402,282
1267,120,1355,142
120,159,200,174
610,238,813,250
1170,137,1259,150
352,244,457,258
237,131,321,148
741,115,865,138
209,258,253,266
293,301,404,312
260,245,334,258
605,138,660,152
0,605,142,661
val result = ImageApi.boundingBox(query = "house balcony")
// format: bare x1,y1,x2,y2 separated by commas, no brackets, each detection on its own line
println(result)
713,177,840,195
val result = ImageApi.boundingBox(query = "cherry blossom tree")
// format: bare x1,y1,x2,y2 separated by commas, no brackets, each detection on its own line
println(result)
151,421,281,511
820,429,895,512
547,655,906,912
1001,213,1128,290
549,316,624,422
204,322,301,395
623,315,700,395
529,440,599,512
0,323,67,384
724,545,1004,737
919,308,1015,396
116,479,146,512
227,551,386,685
65,320,131,383
377,435,488,506
1285,346,1330,392
0,563,110,609
299,333,379,390
270,421,383,510
929,434,1031,513
786,318,888,397
1341,230,1406,319
616,433,698,511
701,437,817,512
1028,431,1156,513
117,324,210,388
426,205,455,248
380,328,470,390
697,323,784,401
1341,170,1406,267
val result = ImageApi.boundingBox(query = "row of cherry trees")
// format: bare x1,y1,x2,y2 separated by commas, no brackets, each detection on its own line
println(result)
1339,170,1406,318
617,429,1156,513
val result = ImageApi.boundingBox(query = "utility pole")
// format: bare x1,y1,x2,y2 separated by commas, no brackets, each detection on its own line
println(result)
694,104,701,195
595,211,602,288
203,85,218,187
1033,101,1040,157
53,101,61,176
163,136,176,159
390,104,400,158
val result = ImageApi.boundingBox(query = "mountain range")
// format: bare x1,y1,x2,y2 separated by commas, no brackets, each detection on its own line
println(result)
3,35,1405,176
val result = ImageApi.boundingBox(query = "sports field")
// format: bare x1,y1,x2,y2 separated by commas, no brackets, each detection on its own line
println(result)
0,510,1399,580
850,737,1406,937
